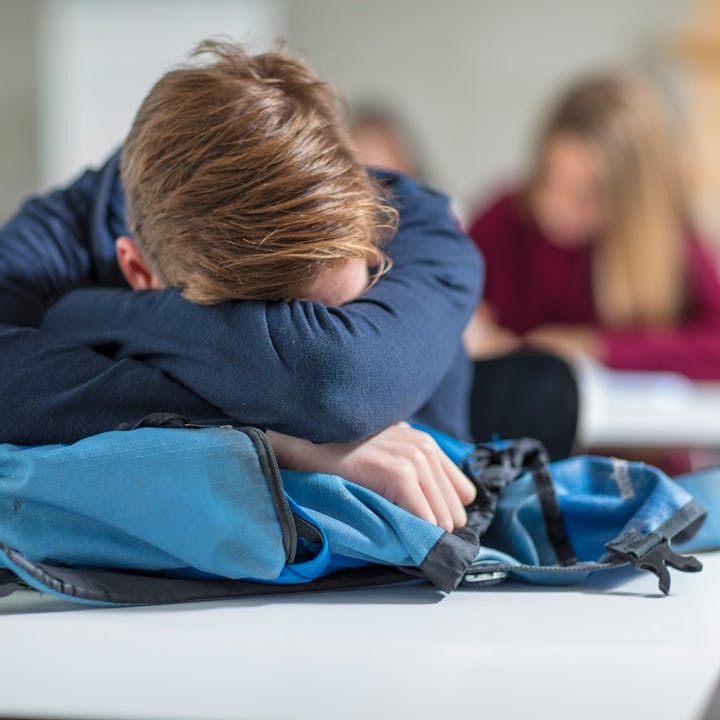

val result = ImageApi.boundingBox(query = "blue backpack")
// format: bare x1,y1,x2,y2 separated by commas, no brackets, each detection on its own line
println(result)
0,415,712,606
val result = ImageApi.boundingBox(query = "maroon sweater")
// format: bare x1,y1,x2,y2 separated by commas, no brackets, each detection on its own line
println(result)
468,190,720,380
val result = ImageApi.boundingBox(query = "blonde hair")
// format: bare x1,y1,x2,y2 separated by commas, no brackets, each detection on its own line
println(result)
121,40,397,304
531,72,686,328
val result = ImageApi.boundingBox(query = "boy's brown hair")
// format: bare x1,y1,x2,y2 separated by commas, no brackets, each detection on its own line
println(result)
121,40,397,304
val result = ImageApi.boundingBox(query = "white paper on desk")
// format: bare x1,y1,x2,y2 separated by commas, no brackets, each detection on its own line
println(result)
575,356,720,447
577,356,694,407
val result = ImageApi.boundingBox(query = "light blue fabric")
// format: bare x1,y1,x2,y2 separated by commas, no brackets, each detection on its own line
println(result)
0,427,288,579
0,426,446,591
477,455,702,585
0,423,712,604
674,469,720,552
281,470,444,568
550,456,691,560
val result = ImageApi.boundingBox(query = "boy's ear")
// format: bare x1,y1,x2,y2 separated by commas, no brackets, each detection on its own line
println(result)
116,236,164,290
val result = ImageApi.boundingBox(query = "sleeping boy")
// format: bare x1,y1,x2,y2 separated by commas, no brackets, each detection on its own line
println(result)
3,41,481,531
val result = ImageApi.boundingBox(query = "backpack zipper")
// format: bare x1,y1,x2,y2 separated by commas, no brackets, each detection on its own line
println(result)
239,426,298,565
118,415,301,566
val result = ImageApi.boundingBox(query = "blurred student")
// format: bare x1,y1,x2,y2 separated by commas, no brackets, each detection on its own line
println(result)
349,105,423,180
465,72,720,380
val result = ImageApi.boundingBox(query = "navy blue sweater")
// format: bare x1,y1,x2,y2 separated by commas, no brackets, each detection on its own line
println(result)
0,152,482,445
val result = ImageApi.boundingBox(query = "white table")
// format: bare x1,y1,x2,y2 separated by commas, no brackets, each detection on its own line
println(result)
577,359,720,448
1,551,719,720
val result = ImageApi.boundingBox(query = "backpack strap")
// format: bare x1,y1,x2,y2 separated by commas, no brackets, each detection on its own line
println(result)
604,499,706,594
525,445,577,566
462,438,577,566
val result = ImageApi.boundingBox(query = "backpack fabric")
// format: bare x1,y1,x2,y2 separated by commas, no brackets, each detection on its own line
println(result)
0,417,710,606
674,468,720,554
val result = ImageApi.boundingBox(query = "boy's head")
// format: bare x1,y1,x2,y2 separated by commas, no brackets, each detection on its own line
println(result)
118,40,397,305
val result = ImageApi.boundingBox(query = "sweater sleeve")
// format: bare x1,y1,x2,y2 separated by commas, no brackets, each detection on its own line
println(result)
0,324,230,445
0,165,101,326
602,236,720,379
42,173,483,443
0,154,231,445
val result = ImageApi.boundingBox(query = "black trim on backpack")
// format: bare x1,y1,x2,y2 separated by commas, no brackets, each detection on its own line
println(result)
0,542,424,606
414,508,495,593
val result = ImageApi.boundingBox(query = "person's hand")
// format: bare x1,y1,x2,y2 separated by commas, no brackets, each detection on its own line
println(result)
524,323,602,360
463,303,521,359
266,423,477,532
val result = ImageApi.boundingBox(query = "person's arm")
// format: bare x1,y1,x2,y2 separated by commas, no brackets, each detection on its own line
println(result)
0,153,126,327
42,173,483,443
0,324,230,445
0,153,234,444
600,240,720,379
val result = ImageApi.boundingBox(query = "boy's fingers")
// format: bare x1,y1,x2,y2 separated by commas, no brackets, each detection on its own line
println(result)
411,453,455,533
440,451,478,506
424,448,467,529
396,426,473,531
393,480,437,527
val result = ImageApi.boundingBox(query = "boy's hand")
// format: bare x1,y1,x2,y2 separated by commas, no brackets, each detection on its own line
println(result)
266,423,477,532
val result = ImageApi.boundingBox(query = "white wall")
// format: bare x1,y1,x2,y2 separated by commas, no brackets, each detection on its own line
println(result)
287,0,693,217
0,1,698,222
0,1,38,222
36,0,284,190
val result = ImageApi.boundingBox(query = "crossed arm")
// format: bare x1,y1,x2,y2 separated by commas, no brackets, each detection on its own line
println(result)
0,159,481,527
36,168,483,443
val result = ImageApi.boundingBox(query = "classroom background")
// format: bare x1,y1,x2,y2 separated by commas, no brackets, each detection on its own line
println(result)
1,0,717,240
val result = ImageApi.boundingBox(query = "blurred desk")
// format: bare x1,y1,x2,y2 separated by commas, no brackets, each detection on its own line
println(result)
0,553,718,720
577,359,720,448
